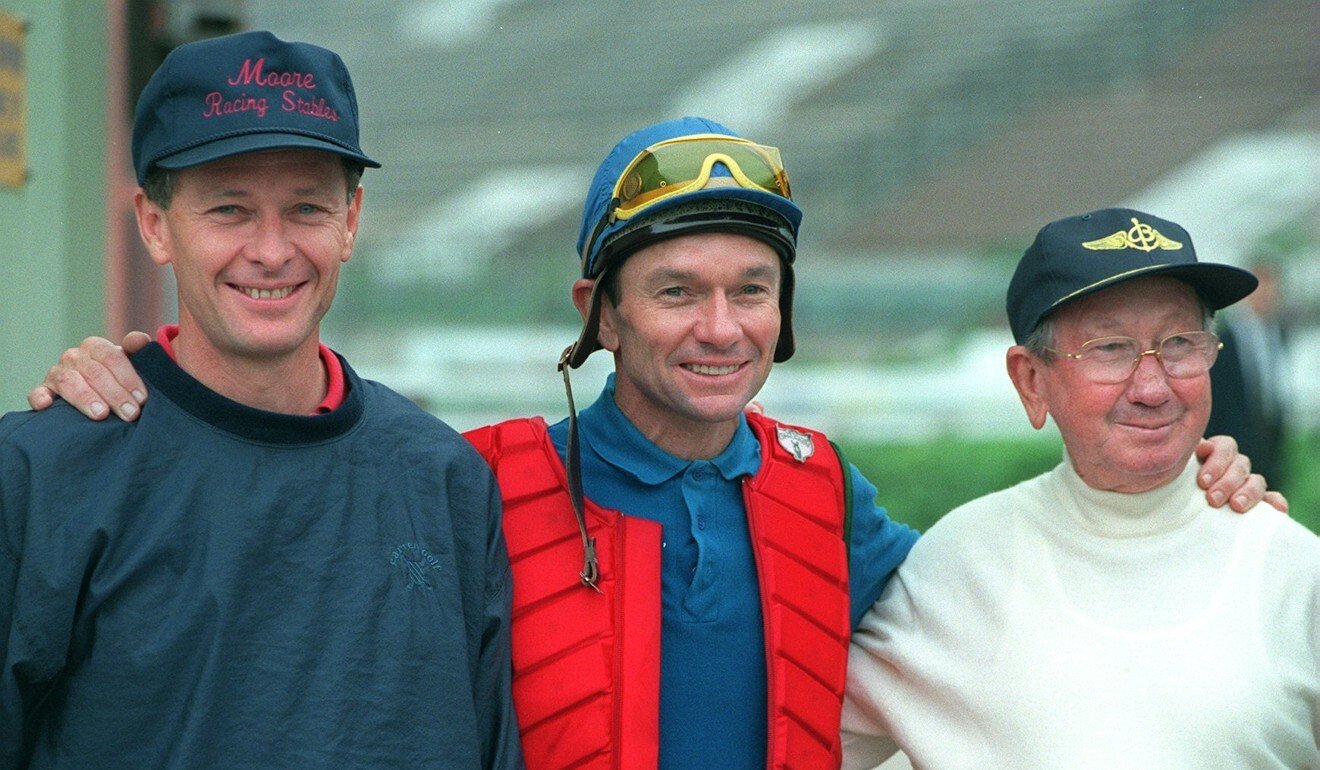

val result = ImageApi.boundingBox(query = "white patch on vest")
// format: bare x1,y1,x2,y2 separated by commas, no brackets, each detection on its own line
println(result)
776,425,814,463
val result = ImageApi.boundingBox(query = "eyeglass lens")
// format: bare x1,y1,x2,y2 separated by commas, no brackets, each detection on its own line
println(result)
1075,331,1220,383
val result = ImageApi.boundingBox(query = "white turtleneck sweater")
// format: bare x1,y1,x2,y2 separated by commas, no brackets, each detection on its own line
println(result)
842,458,1320,770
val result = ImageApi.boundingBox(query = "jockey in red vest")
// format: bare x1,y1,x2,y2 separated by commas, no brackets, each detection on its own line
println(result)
470,117,920,769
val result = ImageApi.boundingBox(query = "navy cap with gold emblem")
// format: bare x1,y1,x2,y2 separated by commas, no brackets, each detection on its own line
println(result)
1006,207,1258,342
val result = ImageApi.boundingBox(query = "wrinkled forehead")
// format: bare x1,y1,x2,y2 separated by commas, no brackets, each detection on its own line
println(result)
1049,275,1203,337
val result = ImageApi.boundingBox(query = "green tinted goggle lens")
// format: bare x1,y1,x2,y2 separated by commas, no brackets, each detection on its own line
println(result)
611,136,791,219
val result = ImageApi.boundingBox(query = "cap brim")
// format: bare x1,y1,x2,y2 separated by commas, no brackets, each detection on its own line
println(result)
154,132,381,173
1046,261,1258,317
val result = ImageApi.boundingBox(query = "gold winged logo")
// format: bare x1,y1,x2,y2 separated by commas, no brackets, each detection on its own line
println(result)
1082,218,1183,253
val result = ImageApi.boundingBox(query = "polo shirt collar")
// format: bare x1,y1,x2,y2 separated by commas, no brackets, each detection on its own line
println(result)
578,374,761,485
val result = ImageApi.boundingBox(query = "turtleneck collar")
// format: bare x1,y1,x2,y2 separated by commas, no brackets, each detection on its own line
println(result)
1047,450,1203,539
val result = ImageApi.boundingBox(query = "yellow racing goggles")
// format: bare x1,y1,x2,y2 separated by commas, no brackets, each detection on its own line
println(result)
609,134,792,222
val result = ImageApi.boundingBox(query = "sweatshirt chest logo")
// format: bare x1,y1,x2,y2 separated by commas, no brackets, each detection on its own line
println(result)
389,542,442,591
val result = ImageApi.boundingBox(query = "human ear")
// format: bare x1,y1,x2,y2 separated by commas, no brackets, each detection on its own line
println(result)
341,186,363,263
134,191,174,267
574,278,621,353
571,278,594,323
1006,345,1050,430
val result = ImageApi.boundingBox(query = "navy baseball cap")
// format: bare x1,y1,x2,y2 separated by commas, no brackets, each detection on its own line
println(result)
132,30,380,185
1006,207,1258,343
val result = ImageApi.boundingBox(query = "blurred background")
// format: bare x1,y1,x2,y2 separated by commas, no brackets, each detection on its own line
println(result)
1,0,1316,533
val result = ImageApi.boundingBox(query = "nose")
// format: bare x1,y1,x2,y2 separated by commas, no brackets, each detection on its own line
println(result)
1126,349,1172,405
693,293,742,348
246,212,295,269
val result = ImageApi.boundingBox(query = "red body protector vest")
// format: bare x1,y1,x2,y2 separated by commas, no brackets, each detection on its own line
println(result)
464,413,851,770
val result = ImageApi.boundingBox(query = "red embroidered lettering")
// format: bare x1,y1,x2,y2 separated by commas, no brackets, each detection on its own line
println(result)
203,91,269,119
282,91,339,122
227,57,265,86
227,57,317,90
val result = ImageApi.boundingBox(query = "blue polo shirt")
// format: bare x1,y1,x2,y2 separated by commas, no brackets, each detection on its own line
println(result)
547,375,918,770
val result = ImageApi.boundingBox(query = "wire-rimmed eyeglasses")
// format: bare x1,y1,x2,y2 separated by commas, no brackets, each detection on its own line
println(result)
1044,331,1222,384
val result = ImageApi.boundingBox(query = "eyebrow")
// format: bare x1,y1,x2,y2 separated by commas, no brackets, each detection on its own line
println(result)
645,264,780,284
197,183,336,201
740,264,779,281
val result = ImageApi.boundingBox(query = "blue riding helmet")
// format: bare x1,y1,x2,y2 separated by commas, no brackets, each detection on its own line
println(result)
564,116,804,368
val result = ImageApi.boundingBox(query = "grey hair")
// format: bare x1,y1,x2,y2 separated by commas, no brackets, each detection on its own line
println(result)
1023,299,1216,359
142,157,365,208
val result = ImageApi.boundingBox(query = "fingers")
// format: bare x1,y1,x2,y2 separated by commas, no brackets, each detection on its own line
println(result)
93,337,149,417
1203,453,1251,508
43,357,111,420
26,385,55,411
1195,435,1242,487
1226,472,1267,513
41,337,147,422
1263,490,1290,514
122,330,152,354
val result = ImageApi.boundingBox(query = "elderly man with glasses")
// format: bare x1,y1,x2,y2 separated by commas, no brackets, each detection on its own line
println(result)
842,208,1319,769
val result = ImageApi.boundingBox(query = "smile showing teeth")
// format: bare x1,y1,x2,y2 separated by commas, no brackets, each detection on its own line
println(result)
685,363,739,376
238,286,294,300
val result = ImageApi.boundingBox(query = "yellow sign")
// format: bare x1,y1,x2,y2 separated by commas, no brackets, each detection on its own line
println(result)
0,11,25,187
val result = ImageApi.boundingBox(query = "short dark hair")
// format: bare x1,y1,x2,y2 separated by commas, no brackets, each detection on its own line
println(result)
600,261,624,306
141,156,365,208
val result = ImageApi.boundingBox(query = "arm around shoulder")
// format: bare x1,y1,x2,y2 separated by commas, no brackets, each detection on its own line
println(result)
845,463,920,628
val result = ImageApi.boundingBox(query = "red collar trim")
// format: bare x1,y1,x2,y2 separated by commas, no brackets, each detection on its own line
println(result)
155,325,344,414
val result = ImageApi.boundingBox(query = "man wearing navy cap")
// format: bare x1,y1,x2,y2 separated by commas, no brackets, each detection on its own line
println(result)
0,31,521,768
842,208,1318,768
24,122,1273,767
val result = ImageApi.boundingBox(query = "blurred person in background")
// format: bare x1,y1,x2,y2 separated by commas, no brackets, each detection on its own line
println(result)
26,125,1276,769
0,31,521,769
842,209,1316,769
1207,260,1293,489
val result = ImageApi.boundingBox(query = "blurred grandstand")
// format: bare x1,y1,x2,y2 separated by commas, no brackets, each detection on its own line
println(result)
223,0,1318,438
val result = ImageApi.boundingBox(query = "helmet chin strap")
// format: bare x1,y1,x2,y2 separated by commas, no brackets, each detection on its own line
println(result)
558,343,601,592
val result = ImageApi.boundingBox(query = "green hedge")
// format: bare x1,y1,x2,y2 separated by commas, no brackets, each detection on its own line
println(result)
841,432,1319,535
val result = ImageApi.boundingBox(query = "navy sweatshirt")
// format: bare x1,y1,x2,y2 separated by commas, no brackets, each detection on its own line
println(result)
0,343,522,769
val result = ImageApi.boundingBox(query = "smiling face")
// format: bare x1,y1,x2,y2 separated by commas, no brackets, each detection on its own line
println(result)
1008,276,1212,493
136,148,361,372
587,232,781,458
